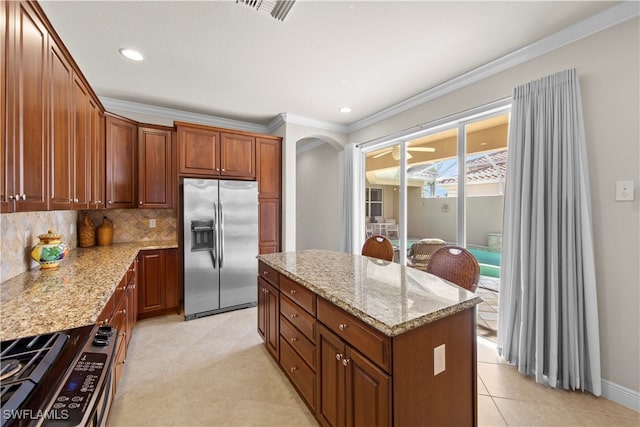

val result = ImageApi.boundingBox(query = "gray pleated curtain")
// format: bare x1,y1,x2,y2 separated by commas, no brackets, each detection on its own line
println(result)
497,69,602,395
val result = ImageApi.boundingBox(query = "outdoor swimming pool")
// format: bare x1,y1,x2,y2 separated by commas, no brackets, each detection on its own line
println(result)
468,247,501,278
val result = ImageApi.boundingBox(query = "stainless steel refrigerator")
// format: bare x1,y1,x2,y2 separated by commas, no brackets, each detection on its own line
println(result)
182,178,258,320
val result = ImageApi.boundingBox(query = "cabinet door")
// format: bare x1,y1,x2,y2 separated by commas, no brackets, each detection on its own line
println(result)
105,115,137,208
265,280,280,359
257,277,267,340
48,42,73,210
0,0,8,212
7,1,48,212
88,99,104,208
259,198,280,254
345,347,391,427
138,125,172,208
220,132,255,178
317,324,346,427
164,248,179,310
138,250,165,314
257,137,281,198
177,125,219,176
71,73,90,208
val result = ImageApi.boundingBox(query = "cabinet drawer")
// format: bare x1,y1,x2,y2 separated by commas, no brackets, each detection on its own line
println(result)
258,261,279,288
280,316,315,370
279,275,316,315
280,339,316,412
317,298,391,373
280,294,315,342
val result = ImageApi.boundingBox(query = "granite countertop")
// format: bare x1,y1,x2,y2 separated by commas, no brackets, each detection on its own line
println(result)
0,241,178,341
258,249,482,337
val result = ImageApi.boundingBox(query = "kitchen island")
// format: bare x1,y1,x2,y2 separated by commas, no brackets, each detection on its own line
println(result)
0,241,177,341
257,249,482,427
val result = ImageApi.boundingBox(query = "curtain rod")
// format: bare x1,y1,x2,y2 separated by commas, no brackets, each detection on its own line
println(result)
355,97,512,149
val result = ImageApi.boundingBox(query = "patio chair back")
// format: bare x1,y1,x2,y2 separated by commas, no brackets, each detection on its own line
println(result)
426,245,480,292
407,238,446,271
361,235,394,262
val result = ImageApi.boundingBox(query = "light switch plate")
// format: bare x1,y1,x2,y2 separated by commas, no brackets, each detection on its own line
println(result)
434,344,446,376
616,181,635,201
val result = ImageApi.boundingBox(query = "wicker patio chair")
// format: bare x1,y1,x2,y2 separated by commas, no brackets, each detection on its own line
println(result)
361,235,394,262
407,238,447,272
426,245,480,292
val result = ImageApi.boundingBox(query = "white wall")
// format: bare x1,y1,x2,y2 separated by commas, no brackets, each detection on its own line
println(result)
350,18,640,399
296,143,341,250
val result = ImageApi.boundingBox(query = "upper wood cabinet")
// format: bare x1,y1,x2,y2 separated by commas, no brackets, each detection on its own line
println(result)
88,99,105,209
220,132,255,178
2,1,104,213
106,114,137,208
138,125,173,208
2,1,49,212
257,137,281,199
176,122,255,179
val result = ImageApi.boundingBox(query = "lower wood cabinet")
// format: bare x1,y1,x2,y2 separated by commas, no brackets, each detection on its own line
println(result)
96,258,138,395
257,276,279,359
137,248,179,319
316,323,391,427
257,265,477,427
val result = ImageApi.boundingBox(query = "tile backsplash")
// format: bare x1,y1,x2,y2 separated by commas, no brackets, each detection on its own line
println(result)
0,210,79,282
0,209,177,283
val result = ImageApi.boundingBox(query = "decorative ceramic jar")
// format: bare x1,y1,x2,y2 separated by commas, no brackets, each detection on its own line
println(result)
96,216,114,246
30,229,69,269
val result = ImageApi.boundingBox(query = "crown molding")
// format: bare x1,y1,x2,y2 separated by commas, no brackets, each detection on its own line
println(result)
270,113,349,134
99,97,269,134
348,1,640,133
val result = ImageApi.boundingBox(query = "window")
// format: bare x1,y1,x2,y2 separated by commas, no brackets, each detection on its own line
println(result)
365,187,383,217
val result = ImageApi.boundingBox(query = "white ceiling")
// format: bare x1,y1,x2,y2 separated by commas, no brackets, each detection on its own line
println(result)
39,1,620,127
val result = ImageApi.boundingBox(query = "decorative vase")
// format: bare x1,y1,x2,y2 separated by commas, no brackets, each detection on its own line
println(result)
78,213,96,247
30,229,69,269
96,216,114,246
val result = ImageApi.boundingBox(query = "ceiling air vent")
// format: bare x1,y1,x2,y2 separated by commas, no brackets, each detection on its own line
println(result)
237,0,296,22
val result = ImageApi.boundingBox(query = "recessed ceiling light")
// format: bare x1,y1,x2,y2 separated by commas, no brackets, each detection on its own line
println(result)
340,107,352,113
119,48,144,61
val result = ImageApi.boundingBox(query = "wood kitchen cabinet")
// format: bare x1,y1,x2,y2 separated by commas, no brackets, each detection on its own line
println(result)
2,1,49,212
96,258,137,394
88,99,105,209
257,261,280,359
316,323,391,427
138,125,173,208
137,248,179,319
257,137,281,254
176,122,255,179
105,114,137,208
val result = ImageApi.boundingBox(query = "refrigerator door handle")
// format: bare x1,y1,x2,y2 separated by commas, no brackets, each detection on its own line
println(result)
212,201,219,269
219,201,225,268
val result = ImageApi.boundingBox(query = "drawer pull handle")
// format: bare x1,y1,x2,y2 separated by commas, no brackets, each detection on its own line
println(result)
290,337,297,343
290,289,296,295
342,358,351,367
290,313,297,319
290,366,297,372
263,271,268,275
335,353,343,361
339,323,347,331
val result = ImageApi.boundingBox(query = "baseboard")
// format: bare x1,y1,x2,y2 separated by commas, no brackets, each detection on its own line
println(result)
601,379,640,412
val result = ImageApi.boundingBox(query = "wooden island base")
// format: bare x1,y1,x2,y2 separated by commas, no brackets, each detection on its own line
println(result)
257,251,480,427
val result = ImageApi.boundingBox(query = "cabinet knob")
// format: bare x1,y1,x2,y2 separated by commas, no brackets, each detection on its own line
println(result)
108,200,112,204
290,366,297,373
8,195,15,200
339,323,347,331
97,200,102,204
263,271,268,275
342,358,351,367
290,337,297,343
265,289,270,294
222,168,225,172
289,289,296,295
21,194,26,200
290,313,297,319
335,353,343,361
139,201,143,205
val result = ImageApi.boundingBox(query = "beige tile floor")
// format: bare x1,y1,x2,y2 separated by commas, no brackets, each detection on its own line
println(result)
107,307,639,427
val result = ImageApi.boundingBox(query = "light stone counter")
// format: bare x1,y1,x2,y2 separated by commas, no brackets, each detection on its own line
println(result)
0,241,177,341
258,249,482,337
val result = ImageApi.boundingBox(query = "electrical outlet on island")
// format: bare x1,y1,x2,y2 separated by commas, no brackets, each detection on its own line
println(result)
149,219,157,228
